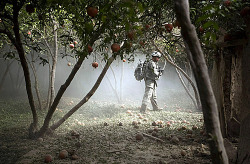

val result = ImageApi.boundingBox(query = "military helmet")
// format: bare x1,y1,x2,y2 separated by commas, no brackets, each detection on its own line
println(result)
151,51,161,58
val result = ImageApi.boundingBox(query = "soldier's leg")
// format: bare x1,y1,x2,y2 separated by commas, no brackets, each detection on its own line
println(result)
141,80,154,113
150,86,159,110
151,85,162,111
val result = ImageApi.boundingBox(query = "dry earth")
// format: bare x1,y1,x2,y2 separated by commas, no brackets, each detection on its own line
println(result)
0,97,212,164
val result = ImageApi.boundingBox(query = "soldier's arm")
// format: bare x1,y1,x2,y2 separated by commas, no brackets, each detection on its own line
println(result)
148,62,160,77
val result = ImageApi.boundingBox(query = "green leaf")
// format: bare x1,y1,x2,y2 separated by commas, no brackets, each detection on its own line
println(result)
211,33,217,41
213,22,219,31
203,4,214,11
203,21,214,29
85,22,93,33
137,2,144,13
196,14,211,23
205,31,211,38
101,15,107,23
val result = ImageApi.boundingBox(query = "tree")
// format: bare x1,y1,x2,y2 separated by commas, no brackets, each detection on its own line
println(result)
35,0,151,137
0,0,39,134
175,0,228,163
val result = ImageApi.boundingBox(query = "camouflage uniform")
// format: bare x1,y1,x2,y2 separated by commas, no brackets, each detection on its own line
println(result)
140,52,163,113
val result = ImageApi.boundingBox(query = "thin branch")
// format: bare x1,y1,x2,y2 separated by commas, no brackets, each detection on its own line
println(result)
153,42,201,110
142,133,165,143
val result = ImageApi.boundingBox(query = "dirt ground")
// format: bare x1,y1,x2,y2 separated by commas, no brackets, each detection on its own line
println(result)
0,97,212,164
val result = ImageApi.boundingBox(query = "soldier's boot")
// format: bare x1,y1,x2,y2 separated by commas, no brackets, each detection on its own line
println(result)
140,104,147,114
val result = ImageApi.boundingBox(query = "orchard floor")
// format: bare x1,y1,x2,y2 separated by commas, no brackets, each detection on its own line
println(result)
0,97,212,164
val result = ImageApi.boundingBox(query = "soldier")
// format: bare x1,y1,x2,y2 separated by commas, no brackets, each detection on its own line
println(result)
140,51,164,113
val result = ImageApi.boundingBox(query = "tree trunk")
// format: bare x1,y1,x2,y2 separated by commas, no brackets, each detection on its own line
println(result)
175,0,228,164
49,20,58,108
50,56,115,130
211,50,227,137
36,20,108,137
223,49,233,137
46,61,52,110
237,114,250,164
237,16,250,164
12,4,38,136
27,52,42,110
37,55,86,137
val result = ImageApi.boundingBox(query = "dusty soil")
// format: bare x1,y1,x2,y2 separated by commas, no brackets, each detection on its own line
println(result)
0,97,212,164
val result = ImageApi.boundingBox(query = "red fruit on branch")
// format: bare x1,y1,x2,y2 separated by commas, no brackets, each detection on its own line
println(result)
199,27,204,33
111,43,120,52
123,59,126,62
69,44,74,49
74,41,78,45
165,24,173,32
92,62,98,68
27,31,31,35
87,7,98,18
127,31,134,40
87,45,93,53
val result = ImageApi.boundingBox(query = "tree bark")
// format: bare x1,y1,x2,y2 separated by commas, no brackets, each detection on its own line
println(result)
50,56,115,130
223,49,233,137
237,16,250,163
27,52,42,110
43,26,53,110
37,55,86,137
12,3,38,135
36,20,108,137
175,0,228,164
46,60,52,110
49,19,58,108
211,50,227,137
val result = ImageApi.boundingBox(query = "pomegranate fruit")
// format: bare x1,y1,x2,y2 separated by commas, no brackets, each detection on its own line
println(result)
92,62,98,68
87,7,98,17
111,43,120,52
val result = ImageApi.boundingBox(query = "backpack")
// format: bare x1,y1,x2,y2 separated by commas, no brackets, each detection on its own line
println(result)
134,60,147,81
